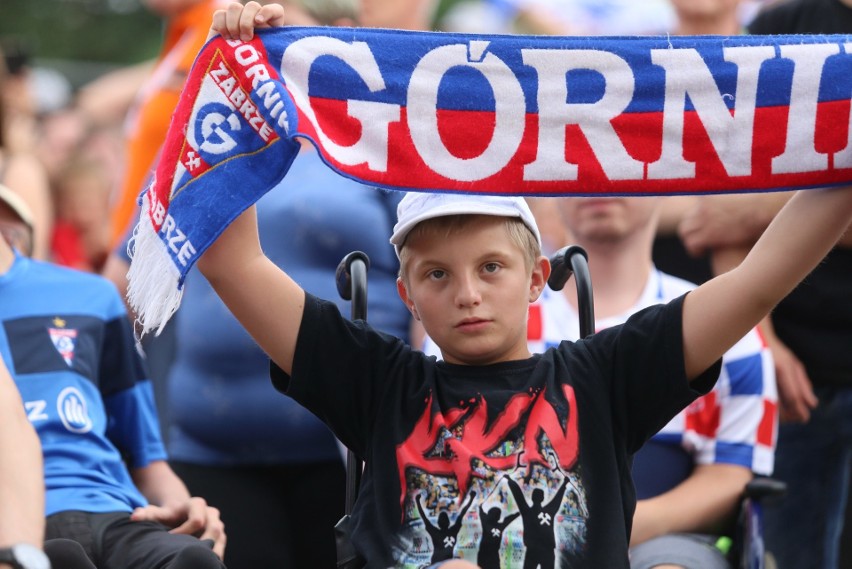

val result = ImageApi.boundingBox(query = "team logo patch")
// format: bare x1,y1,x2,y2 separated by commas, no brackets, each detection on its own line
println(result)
57,386,93,434
48,317,78,367
169,48,286,202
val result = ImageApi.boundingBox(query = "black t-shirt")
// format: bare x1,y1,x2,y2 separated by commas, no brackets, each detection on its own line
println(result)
748,0,852,35
271,294,719,568
771,247,852,386
748,0,852,387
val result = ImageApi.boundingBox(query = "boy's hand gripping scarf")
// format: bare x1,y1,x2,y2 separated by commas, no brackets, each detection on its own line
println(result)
128,27,852,334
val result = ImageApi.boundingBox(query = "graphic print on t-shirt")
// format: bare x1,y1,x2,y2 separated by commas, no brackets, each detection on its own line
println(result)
394,384,588,568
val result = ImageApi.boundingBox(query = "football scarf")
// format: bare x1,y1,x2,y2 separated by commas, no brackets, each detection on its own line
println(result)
127,27,852,334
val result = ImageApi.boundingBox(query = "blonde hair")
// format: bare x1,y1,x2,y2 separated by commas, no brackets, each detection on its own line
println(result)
397,214,540,282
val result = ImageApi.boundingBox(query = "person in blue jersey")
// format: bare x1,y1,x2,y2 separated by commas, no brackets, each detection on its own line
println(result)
0,184,226,569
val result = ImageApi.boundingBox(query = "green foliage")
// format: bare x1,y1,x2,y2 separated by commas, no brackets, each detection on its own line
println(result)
0,0,164,65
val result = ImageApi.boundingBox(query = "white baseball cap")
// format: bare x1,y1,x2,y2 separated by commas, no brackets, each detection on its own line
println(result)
390,192,541,257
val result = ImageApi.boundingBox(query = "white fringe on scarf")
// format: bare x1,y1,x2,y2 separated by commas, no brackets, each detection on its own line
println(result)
126,191,184,337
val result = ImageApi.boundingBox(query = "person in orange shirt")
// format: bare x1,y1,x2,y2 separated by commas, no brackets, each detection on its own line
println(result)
109,0,229,246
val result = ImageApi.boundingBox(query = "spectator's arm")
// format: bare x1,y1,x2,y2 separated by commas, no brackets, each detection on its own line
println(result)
707,242,819,424
76,60,155,127
758,316,817,423
130,459,191,508
630,463,752,547
199,206,305,375
840,224,852,247
2,153,53,260
704,202,849,421
656,196,700,236
678,192,793,257
0,358,44,547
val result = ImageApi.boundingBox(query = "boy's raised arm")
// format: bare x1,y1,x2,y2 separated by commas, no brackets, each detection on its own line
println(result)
681,186,852,380
197,206,305,374
196,2,303,374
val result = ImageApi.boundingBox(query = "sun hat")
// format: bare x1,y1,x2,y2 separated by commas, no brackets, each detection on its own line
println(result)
0,184,35,255
390,192,541,257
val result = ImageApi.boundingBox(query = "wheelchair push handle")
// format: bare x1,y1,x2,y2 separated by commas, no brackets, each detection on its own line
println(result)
548,245,595,340
745,477,788,503
335,251,370,322
335,252,371,522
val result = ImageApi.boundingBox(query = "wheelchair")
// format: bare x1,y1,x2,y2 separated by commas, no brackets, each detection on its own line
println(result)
731,477,787,569
332,247,785,569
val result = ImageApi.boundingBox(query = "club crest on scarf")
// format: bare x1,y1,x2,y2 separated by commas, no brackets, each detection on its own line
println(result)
128,35,301,334
173,46,292,196
151,37,298,223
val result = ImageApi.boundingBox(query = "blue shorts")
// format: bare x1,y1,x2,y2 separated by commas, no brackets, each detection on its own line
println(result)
630,533,730,569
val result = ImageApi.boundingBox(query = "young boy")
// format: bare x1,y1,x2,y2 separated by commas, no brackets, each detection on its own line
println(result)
202,5,852,568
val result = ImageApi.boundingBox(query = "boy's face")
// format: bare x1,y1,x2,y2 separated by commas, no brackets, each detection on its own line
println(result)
397,216,548,366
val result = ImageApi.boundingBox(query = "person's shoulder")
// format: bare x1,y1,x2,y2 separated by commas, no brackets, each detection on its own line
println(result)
28,260,125,306
30,258,111,285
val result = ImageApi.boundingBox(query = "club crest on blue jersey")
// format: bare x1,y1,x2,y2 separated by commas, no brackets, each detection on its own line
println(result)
48,317,78,367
